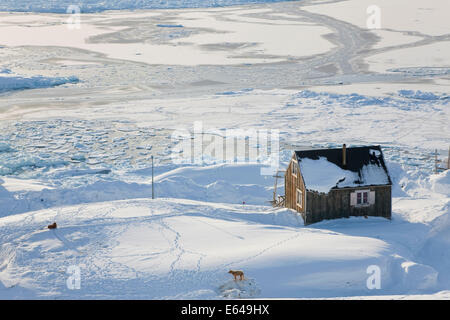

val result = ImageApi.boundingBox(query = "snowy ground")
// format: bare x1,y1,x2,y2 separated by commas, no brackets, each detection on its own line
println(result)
0,166,449,299
0,0,449,299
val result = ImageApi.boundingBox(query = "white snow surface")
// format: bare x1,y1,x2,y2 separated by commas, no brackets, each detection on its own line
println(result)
430,170,450,197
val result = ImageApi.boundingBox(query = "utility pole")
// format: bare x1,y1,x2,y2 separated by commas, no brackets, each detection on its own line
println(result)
448,145,450,170
272,170,284,206
435,149,438,174
151,155,154,199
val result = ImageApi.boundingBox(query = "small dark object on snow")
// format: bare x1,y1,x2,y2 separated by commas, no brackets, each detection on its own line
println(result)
48,222,57,229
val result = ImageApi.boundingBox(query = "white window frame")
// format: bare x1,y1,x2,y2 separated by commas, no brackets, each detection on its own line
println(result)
356,190,369,206
350,189,375,207
291,160,297,177
296,188,303,208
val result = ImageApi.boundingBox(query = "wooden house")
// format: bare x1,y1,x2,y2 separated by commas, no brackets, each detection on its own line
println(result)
285,145,392,225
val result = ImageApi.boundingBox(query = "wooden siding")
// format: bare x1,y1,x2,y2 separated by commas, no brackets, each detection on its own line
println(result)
304,185,391,225
284,156,306,215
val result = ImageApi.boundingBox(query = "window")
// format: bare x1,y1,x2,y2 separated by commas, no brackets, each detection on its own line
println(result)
351,190,375,207
291,161,297,176
296,189,303,207
363,192,368,204
357,191,369,205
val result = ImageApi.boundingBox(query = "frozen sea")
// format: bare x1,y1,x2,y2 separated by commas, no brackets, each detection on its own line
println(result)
0,0,294,13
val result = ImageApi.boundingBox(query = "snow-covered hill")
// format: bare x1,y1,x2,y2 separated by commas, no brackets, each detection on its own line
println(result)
0,164,449,299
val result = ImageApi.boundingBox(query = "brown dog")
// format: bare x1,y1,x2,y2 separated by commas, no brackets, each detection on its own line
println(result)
48,222,57,229
228,270,244,281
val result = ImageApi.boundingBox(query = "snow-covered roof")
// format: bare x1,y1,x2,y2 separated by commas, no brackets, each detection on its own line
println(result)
294,146,391,193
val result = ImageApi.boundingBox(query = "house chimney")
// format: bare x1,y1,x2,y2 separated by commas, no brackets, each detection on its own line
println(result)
342,144,347,166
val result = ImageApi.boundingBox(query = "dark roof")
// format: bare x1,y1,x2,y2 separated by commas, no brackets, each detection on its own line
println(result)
294,145,392,189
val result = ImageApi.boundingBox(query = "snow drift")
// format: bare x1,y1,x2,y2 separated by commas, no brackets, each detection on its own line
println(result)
0,75,79,94
430,170,450,196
